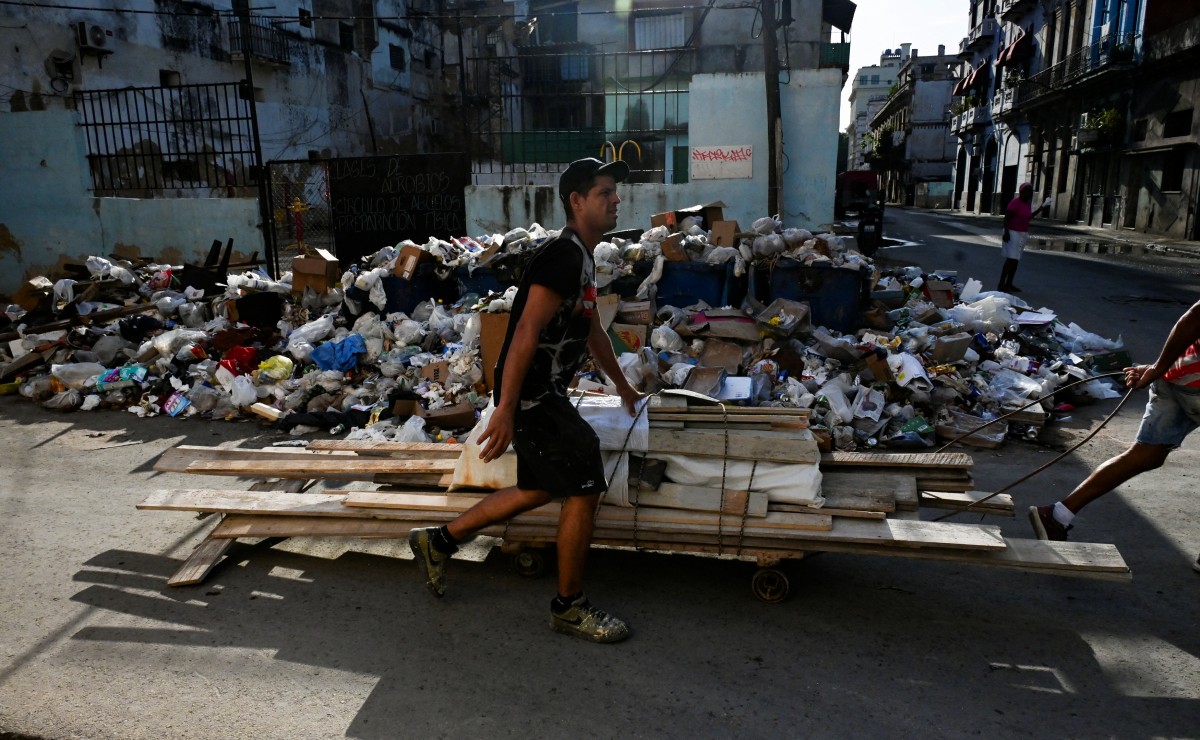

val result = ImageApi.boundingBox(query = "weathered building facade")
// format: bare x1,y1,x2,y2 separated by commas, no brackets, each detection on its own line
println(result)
950,0,1200,241
847,46,907,171
868,46,959,206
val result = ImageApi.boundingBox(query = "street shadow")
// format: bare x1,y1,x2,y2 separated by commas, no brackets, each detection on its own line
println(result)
65,517,1200,737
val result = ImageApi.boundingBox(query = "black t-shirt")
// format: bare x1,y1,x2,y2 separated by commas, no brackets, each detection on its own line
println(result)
493,228,597,407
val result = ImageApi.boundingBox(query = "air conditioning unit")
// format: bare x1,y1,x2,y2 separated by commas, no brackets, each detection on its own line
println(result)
75,22,112,54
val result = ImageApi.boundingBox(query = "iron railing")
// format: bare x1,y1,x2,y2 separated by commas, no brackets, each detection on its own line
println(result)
819,42,851,70
75,82,257,194
228,15,292,66
1019,33,1139,105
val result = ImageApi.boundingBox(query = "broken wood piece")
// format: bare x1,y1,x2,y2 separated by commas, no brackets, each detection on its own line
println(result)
305,440,464,458
167,530,233,587
184,458,456,481
249,403,284,422
920,490,1015,517
646,427,818,464
154,445,357,473
820,451,973,469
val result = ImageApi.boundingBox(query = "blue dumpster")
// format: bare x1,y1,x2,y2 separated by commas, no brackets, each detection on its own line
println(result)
753,260,865,333
655,261,746,310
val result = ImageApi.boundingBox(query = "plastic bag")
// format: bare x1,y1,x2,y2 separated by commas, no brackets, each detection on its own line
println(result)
394,415,428,443
651,324,684,352
429,305,456,338
751,216,777,235
51,363,106,390
258,355,295,381
230,376,257,407
43,389,82,411
287,313,335,361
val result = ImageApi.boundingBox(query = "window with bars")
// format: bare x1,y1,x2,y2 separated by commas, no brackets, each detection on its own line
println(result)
634,12,686,50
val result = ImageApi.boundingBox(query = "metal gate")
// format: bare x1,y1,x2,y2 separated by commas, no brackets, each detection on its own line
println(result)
264,159,333,275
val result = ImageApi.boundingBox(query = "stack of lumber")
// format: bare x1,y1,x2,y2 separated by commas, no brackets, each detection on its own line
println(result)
141,437,1131,585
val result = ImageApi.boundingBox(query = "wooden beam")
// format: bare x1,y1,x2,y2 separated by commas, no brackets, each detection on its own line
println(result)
184,458,456,480
820,451,974,469
212,514,420,539
920,490,1015,517
646,428,818,464
154,445,356,474
305,440,464,458
629,483,768,517
167,530,233,587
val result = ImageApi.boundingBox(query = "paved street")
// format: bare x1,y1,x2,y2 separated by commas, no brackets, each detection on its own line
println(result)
2,212,1199,738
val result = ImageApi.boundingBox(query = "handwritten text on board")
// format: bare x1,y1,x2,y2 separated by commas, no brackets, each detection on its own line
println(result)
690,146,753,180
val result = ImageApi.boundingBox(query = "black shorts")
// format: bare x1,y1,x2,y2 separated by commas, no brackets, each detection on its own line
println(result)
512,395,608,499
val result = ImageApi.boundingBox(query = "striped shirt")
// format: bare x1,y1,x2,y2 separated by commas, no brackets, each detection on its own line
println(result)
1163,340,1200,387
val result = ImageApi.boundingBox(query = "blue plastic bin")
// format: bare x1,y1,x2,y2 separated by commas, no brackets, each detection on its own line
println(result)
382,263,444,315
454,265,508,298
655,261,746,310
753,260,865,333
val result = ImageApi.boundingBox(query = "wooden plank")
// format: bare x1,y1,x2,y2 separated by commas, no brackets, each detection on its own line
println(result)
305,440,464,458
341,491,831,533
632,483,768,517
816,472,903,512
154,445,356,473
373,473,454,487
893,476,920,511
820,451,974,470
648,396,810,416
302,440,466,457
649,413,808,424
647,428,818,464
140,489,354,515
184,458,456,480
768,503,887,520
920,490,1015,516
167,531,233,587
212,514,419,539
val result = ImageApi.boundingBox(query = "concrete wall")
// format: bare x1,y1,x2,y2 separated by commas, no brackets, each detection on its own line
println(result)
0,110,262,296
466,71,840,235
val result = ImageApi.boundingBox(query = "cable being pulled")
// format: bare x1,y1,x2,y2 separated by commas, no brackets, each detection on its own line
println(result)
932,371,1134,522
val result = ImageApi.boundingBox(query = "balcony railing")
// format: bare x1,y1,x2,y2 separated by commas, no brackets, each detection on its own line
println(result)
1019,32,1138,105
992,87,1019,116
966,18,997,52
999,0,1036,22
820,42,851,70
950,103,992,135
228,15,292,66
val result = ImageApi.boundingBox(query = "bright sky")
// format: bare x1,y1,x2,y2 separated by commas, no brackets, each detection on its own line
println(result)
840,0,968,129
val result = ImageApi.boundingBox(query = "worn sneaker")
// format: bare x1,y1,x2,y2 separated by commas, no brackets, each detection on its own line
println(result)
408,527,449,597
1029,505,1071,541
1193,554,1200,574
549,596,631,643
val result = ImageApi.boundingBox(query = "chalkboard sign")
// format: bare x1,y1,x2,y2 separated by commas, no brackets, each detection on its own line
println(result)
328,153,469,266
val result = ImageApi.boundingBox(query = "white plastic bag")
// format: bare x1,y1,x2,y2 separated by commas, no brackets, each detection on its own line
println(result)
651,324,684,352
230,376,257,407
287,314,335,360
395,415,428,443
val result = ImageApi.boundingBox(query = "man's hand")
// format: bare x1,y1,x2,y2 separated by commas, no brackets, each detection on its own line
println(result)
477,406,515,462
618,385,647,417
1124,364,1162,390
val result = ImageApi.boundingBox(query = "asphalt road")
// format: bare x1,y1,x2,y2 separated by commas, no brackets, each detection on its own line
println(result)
1,213,1198,738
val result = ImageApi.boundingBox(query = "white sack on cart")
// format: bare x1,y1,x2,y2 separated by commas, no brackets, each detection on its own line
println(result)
654,453,824,507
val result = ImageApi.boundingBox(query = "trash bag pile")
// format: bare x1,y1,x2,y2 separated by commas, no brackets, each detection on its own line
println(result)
0,212,1127,451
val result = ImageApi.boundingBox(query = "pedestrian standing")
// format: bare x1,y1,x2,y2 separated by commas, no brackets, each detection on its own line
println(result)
1030,298,1200,574
408,157,645,642
998,182,1048,293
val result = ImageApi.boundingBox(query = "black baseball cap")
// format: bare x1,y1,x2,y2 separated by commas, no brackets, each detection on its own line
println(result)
559,157,629,208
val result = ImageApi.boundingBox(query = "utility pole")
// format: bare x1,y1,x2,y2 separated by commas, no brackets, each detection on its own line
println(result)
237,4,277,276
760,0,782,218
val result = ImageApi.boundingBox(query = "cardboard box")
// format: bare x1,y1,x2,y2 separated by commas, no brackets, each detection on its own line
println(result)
690,308,761,343
417,400,478,429
420,360,451,384
923,279,955,309
930,332,973,363
755,297,811,338
608,323,647,354
650,202,727,232
698,338,743,373
617,299,654,325
597,293,620,330
291,248,340,294
478,312,510,392
710,220,743,247
11,277,53,311
394,244,434,280
661,233,689,262
391,399,420,417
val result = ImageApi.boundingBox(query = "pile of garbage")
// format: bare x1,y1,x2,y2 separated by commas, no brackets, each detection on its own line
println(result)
0,212,1126,450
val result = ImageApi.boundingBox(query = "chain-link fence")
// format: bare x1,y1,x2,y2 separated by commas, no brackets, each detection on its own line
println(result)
264,159,332,275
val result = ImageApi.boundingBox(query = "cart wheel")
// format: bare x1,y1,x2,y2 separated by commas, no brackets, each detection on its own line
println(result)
751,568,790,603
512,549,547,578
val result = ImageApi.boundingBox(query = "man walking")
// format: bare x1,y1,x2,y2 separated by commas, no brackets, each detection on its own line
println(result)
1030,298,1200,573
998,183,1048,293
409,157,645,641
